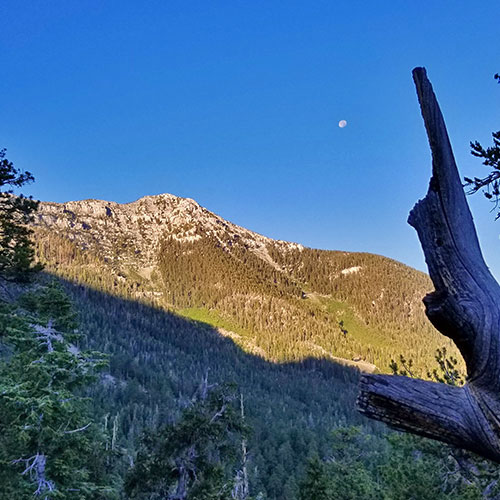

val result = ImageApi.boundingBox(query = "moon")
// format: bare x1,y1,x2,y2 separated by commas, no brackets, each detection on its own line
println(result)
338,120,347,128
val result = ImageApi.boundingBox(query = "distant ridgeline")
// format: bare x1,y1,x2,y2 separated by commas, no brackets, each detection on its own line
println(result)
32,193,458,376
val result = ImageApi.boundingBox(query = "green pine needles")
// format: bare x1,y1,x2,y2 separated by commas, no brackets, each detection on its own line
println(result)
0,149,42,283
125,378,248,500
0,282,116,499
465,73,500,219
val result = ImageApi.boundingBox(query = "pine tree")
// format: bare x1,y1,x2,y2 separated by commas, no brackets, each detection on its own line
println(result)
298,457,332,500
0,148,42,283
125,378,247,500
0,283,117,499
464,73,500,219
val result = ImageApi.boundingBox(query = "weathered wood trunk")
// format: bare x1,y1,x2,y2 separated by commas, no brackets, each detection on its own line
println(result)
357,67,500,463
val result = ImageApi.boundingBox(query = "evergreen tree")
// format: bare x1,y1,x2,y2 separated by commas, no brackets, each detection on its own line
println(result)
0,283,117,499
298,457,332,500
125,378,247,499
0,148,41,283
465,73,500,218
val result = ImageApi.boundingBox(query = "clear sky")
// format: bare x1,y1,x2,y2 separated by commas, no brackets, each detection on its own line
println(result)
1,1,499,277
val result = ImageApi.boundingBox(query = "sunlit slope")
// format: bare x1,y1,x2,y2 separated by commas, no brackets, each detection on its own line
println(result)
33,193,458,375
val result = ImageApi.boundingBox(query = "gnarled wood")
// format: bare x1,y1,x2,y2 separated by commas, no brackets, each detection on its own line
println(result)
357,67,500,462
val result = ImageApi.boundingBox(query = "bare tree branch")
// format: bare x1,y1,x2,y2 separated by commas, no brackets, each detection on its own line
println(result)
64,422,91,434
12,453,55,498
357,67,500,463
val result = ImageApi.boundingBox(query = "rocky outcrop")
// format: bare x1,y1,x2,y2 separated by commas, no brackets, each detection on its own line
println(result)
35,193,303,271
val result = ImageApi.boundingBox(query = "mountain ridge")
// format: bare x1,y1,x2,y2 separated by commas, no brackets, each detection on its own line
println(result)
32,191,458,375
36,192,303,271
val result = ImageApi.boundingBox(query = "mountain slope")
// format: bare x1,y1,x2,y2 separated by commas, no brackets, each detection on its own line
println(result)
62,278,368,499
33,193,458,375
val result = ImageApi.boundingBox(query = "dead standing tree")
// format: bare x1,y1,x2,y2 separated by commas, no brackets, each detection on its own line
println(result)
357,67,500,463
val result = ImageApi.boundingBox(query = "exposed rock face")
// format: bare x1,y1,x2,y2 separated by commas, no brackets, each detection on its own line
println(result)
35,193,303,270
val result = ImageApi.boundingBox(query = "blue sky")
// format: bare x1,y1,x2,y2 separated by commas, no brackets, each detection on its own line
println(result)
1,1,499,277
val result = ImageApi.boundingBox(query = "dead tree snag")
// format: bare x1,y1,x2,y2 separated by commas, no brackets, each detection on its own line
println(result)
357,67,500,463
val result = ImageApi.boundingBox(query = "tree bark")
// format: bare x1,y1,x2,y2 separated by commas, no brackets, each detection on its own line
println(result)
357,67,500,463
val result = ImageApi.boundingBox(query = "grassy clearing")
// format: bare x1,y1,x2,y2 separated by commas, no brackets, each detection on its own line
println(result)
177,306,252,337
311,296,392,350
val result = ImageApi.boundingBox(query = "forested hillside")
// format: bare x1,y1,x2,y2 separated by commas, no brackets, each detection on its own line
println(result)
33,193,460,376
57,278,495,500
63,278,368,498
5,275,491,499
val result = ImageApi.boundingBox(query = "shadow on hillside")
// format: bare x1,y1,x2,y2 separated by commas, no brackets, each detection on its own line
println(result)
32,272,391,499
48,273,380,436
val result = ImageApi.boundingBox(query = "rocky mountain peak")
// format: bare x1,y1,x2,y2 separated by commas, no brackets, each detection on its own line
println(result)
34,193,303,271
